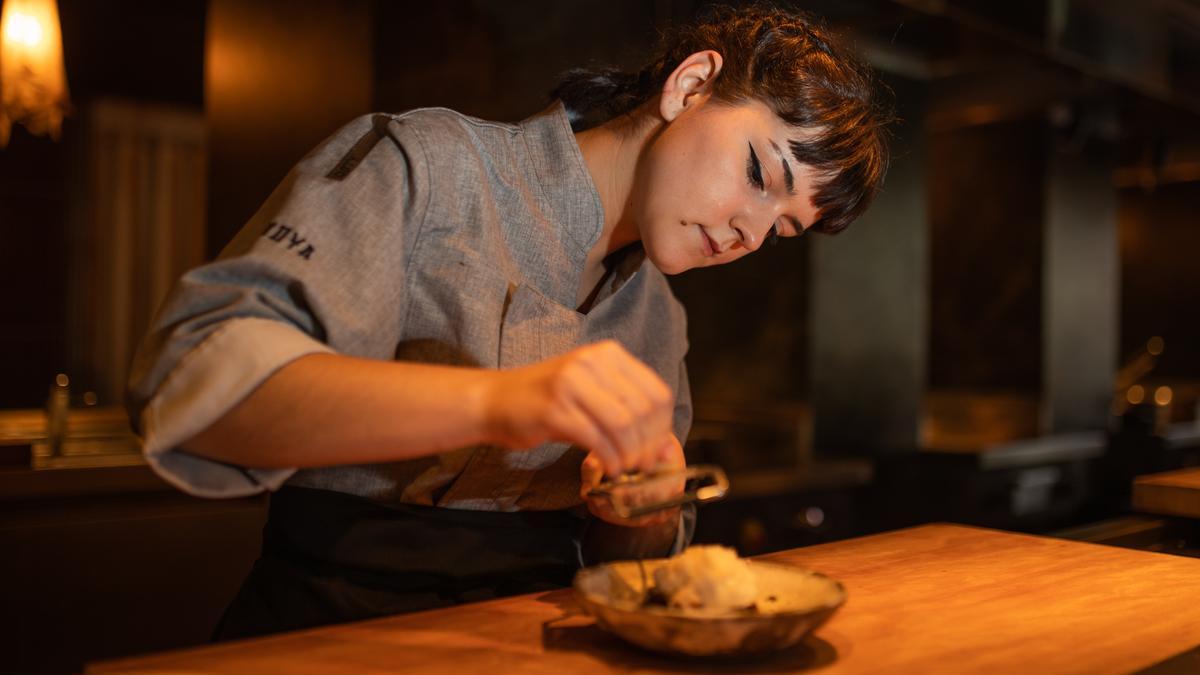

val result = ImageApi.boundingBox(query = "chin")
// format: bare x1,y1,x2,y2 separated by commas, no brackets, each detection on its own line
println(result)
644,245,692,275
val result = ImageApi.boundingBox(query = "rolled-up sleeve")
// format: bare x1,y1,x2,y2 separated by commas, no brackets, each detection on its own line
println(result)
127,113,429,498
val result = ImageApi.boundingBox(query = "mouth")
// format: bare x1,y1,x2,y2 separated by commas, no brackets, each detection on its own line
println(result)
696,224,719,257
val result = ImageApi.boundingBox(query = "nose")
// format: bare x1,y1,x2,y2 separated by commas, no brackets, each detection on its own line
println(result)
730,207,776,252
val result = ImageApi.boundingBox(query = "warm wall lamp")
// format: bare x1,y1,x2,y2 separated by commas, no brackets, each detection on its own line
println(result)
0,0,70,147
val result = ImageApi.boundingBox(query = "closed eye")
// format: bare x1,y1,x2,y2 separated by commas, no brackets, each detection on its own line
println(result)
746,143,764,190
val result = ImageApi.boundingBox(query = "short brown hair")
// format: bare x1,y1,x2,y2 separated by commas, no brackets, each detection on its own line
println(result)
554,4,892,234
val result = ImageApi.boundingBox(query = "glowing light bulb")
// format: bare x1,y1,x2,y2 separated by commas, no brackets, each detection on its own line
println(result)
1155,386,1173,407
0,0,71,146
1127,385,1145,405
4,11,43,47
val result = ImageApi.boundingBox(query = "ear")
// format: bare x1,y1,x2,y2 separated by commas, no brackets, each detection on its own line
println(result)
659,50,724,122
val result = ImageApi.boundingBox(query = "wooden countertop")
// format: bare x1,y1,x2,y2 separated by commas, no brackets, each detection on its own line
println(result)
1134,467,1200,519
90,524,1200,674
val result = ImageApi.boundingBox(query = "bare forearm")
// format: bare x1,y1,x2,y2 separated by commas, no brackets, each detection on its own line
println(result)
182,353,495,468
181,339,680,482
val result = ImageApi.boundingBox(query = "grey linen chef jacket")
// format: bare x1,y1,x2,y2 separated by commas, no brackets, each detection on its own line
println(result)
127,102,693,513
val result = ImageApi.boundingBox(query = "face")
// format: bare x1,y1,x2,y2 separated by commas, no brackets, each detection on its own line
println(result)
631,98,822,275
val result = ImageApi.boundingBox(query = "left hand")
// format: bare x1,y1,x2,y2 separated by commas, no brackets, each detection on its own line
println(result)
581,435,686,527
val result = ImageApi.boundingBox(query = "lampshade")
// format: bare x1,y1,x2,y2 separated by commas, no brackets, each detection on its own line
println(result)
0,0,70,147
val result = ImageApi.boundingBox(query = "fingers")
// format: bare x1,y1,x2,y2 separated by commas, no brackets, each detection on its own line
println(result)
581,446,685,528
655,435,686,470
551,400,623,477
508,340,677,477
580,454,604,489
582,452,679,526
582,355,673,474
612,351,675,446
567,374,644,474
573,341,674,475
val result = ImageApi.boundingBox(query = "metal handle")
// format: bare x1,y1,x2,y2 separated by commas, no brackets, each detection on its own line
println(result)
587,464,729,519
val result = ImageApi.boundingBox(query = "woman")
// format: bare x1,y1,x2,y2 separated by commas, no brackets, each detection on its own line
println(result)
127,5,890,639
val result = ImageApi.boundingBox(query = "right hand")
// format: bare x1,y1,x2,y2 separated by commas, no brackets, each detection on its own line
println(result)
481,340,675,477
580,435,686,526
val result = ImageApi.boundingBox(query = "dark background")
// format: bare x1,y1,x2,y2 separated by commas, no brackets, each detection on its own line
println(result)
4,0,1199,413
3,1,1200,672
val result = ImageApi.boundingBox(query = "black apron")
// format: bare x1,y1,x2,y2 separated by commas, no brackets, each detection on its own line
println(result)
213,486,586,641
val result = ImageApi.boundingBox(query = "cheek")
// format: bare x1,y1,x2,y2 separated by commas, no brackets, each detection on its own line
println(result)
638,124,715,205
639,154,743,223
680,141,746,220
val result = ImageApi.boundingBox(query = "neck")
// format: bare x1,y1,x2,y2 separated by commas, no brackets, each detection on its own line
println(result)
575,108,660,264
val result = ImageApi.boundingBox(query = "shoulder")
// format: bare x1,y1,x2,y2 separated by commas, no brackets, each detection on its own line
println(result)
387,106,521,141
361,107,526,189
299,107,519,179
383,107,522,166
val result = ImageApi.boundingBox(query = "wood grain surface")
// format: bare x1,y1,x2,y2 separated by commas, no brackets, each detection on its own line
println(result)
90,524,1200,674
1134,468,1200,519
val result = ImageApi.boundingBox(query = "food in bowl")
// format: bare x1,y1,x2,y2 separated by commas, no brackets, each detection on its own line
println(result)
573,549,846,656
651,545,758,613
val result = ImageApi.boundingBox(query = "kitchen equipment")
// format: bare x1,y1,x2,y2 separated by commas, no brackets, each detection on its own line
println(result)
586,464,729,520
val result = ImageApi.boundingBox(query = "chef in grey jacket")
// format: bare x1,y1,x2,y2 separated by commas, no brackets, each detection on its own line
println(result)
127,5,890,638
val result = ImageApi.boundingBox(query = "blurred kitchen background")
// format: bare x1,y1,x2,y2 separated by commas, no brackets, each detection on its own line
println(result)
2,0,1199,671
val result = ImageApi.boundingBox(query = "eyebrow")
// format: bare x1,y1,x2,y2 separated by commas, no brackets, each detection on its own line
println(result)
768,139,795,195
